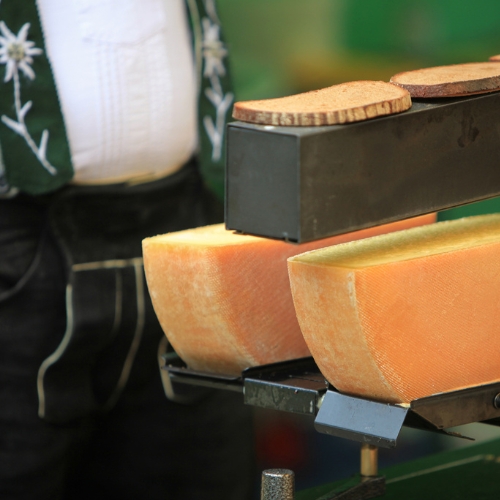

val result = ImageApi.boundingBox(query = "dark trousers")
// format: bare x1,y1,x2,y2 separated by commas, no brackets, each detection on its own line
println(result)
0,163,255,500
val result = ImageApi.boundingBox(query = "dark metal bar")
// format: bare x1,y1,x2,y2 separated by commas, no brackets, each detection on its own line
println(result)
243,363,327,417
163,356,491,444
226,92,500,243
410,381,500,429
243,357,328,415
163,355,244,393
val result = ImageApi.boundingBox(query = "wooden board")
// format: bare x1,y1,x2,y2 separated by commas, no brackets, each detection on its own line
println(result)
232,81,411,126
390,62,500,98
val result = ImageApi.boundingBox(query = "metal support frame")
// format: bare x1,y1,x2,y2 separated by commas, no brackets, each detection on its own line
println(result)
226,92,500,242
163,355,500,447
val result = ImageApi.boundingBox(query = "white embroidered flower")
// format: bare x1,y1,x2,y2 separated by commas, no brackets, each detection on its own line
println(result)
203,87,233,161
203,0,220,25
0,20,55,175
0,22,42,82
201,17,227,78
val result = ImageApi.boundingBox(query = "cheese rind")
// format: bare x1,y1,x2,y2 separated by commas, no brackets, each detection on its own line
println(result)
288,214,500,403
142,214,435,376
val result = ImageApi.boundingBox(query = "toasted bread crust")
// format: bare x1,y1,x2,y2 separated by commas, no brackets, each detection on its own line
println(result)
391,62,500,98
232,81,411,126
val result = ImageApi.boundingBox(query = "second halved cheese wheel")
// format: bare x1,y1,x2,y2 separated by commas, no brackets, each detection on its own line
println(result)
390,62,500,98
232,81,411,126
142,215,434,376
288,214,500,404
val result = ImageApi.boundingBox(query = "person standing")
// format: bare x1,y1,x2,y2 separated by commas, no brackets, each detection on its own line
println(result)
0,1,255,498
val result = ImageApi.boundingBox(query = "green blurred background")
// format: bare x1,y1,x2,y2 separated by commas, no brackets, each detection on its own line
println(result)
215,1,500,493
218,0,500,220
218,0,500,99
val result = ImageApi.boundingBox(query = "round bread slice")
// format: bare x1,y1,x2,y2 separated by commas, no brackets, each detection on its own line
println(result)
232,81,411,126
390,62,500,98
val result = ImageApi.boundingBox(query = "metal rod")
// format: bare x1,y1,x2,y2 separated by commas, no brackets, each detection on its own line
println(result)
261,469,295,500
360,443,378,479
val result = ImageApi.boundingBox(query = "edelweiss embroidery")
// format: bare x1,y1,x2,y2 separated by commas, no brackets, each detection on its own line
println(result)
0,20,56,175
201,1,233,162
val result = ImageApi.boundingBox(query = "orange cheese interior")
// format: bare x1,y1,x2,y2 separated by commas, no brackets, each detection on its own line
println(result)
142,214,435,376
288,214,500,404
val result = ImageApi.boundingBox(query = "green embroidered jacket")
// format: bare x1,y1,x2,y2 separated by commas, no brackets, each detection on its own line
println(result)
0,0,231,201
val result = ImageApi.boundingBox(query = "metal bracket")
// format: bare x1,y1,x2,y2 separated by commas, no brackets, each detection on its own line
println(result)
314,391,408,448
162,355,499,445
410,382,500,428
162,353,243,393
243,357,328,416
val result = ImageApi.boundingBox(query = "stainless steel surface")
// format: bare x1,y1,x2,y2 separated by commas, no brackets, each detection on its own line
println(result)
226,92,500,242
314,390,409,448
261,469,295,500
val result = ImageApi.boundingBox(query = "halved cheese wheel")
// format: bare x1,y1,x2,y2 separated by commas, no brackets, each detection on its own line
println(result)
232,81,411,126
142,215,435,376
390,62,500,98
288,214,500,404
489,55,500,62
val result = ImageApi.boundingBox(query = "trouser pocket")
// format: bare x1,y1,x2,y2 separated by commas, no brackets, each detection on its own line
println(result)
37,259,152,423
37,161,223,423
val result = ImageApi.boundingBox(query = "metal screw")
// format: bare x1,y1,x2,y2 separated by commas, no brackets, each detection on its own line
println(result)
493,393,500,409
261,469,295,500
